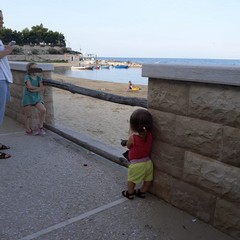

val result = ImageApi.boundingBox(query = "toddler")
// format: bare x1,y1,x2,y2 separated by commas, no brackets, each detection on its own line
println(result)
121,109,153,200
22,62,46,135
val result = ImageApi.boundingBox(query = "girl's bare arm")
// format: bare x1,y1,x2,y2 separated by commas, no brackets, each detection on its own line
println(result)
127,135,134,149
26,81,45,92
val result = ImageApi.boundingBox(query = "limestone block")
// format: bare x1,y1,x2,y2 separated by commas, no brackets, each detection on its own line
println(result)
222,126,240,167
184,151,240,203
150,169,172,203
6,97,22,114
189,84,240,128
214,198,240,240
171,178,216,223
151,140,184,178
45,104,54,115
45,113,55,125
16,113,25,125
43,87,53,101
5,108,17,120
175,116,222,159
12,72,25,85
149,109,176,143
148,79,189,115
10,83,23,99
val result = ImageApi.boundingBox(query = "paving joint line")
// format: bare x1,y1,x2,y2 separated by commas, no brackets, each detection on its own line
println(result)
0,131,24,136
18,198,127,240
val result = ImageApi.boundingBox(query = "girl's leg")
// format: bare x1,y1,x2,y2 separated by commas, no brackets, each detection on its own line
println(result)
140,181,152,193
24,105,32,132
122,181,136,200
136,161,153,198
127,181,136,194
135,181,152,199
35,103,46,128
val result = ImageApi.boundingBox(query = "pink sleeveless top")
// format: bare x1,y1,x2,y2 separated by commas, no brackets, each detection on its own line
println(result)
128,132,152,161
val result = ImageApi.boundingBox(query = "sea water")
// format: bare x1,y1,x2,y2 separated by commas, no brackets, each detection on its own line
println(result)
54,57,240,85
99,57,240,65
54,66,147,85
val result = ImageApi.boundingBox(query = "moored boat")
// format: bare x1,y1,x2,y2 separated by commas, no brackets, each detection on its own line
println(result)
115,65,129,69
101,65,110,69
71,66,94,70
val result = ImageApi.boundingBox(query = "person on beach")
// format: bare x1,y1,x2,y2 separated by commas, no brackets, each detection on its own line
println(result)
22,62,46,135
129,81,134,89
128,80,140,91
121,109,153,200
0,10,14,159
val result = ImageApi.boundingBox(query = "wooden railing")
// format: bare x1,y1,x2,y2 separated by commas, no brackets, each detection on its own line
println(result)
43,78,147,108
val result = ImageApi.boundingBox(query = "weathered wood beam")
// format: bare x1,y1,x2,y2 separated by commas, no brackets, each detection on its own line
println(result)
43,78,147,108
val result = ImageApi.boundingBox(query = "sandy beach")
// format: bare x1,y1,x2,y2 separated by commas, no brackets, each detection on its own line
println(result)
51,72,148,149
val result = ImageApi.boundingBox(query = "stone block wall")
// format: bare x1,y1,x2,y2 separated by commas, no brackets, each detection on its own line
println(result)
142,64,240,240
6,62,55,130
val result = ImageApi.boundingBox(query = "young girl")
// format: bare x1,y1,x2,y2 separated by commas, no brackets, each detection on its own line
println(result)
22,62,46,135
121,109,153,200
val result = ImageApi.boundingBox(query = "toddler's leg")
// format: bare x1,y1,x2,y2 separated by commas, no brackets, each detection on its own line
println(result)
127,181,136,194
140,181,151,193
122,181,136,200
24,105,32,132
35,103,46,128
135,181,152,199
136,160,153,198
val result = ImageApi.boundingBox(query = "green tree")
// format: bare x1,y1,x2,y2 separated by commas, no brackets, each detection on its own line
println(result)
0,28,13,43
0,24,66,47
22,28,31,45
31,24,48,44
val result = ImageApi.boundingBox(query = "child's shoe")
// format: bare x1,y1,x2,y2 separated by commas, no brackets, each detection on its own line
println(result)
25,129,38,136
38,126,46,135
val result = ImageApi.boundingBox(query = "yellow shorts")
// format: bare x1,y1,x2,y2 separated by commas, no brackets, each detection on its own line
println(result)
128,160,153,184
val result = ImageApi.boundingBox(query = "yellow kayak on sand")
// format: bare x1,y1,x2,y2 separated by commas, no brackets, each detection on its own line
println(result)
132,87,140,91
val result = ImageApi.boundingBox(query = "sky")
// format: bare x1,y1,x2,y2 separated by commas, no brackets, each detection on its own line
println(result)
1,0,240,59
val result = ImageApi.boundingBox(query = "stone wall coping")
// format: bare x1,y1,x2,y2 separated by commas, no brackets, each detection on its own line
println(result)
9,61,54,72
142,63,240,87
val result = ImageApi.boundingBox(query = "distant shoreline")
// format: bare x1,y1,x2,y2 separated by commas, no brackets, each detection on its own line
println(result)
53,60,142,68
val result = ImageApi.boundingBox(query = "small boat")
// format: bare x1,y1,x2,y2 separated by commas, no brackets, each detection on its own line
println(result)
101,65,110,69
115,65,129,69
71,66,93,70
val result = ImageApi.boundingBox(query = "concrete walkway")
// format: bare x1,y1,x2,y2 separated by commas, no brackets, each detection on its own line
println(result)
0,117,233,240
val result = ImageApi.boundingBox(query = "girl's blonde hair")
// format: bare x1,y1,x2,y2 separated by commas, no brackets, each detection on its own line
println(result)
26,62,36,74
130,109,153,141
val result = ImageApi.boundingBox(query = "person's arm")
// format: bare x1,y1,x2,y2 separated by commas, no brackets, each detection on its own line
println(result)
25,77,45,92
25,80,37,91
127,135,134,149
0,44,14,59
26,81,45,92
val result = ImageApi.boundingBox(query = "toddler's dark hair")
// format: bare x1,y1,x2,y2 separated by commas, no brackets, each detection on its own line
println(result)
130,109,153,141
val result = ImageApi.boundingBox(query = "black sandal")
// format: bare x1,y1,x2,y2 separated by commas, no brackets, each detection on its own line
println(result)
0,152,11,159
0,144,10,150
135,189,146,198
122,190,135,200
